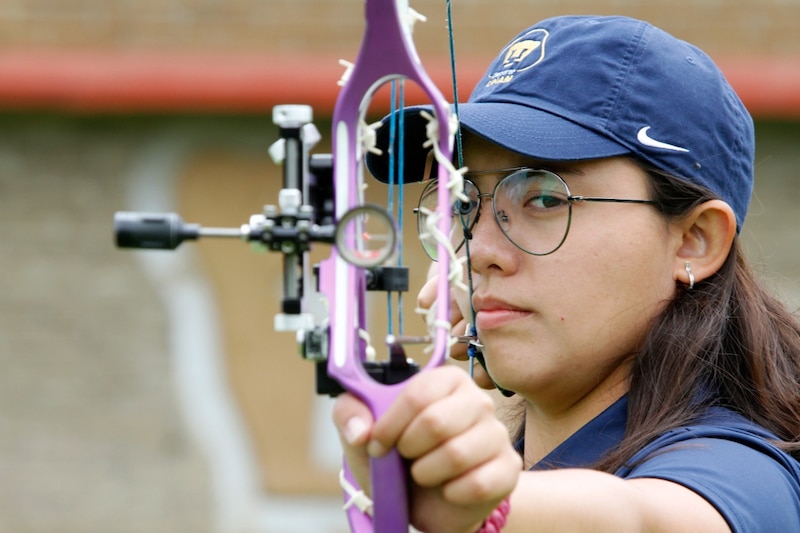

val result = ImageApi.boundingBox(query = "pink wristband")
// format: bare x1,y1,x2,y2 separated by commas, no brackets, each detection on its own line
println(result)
477,497,511,533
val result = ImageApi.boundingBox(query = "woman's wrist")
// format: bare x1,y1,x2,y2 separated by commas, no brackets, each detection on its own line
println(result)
475,497,511,533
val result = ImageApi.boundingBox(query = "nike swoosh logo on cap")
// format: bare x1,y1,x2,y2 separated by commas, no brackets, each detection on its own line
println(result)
637,127,690,153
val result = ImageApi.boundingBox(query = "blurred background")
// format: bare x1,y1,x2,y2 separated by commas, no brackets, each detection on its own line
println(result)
0,1,798,532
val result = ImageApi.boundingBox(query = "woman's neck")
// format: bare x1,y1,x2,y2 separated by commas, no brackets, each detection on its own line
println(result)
522,379,629,469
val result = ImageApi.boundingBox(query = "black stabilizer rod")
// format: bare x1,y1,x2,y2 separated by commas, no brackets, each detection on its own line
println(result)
114,212,201,250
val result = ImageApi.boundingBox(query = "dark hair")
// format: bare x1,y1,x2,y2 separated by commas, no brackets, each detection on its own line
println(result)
510,163,800,470
605,165,800,470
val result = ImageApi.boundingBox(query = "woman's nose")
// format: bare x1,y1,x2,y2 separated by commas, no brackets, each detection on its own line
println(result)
463,199,517,273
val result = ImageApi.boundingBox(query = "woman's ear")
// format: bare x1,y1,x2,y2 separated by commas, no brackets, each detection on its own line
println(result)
672,200,737,286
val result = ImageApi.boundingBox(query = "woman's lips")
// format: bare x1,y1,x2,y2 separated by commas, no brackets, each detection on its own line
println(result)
473,297,531,330
475,308,530,330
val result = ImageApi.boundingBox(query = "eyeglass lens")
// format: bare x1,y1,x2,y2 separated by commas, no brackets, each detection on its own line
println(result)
417,169,572,261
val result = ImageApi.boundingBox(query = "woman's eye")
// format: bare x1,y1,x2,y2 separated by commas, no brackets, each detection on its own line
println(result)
454,199,476,215
529,194,566,209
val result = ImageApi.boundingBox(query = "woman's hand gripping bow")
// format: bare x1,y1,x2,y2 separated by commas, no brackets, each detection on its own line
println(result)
333,365,522,533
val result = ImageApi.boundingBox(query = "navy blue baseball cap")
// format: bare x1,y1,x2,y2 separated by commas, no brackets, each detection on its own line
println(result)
368,15,755,229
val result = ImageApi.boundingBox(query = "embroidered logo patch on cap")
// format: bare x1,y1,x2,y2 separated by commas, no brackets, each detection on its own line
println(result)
486,29,548,89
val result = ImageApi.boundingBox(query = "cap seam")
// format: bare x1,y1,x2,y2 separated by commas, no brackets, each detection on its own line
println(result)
600,20,649,142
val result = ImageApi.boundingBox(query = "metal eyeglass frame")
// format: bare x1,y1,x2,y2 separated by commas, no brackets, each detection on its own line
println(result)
415,167,656,261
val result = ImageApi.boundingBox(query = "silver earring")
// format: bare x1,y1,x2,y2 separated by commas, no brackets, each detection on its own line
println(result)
685,261,695,290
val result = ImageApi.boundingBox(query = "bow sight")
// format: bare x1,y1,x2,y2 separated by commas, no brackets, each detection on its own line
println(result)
114,104,419,396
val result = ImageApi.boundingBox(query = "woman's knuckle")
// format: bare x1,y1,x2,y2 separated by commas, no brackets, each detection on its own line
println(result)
462,472,494,502
444,440,473,471
418,409,449,438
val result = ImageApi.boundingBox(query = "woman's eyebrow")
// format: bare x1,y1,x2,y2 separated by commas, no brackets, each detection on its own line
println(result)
463,166,528,177
537,162,586,176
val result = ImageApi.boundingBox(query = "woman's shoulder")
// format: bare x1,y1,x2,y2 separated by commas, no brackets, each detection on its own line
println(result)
648,406,798,467
618,406,800,532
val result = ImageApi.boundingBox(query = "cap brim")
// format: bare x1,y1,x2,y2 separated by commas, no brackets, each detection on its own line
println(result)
367,103,630,183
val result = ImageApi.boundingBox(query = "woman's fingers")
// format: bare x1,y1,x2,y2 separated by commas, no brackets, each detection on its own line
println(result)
451,451,521,501
369,366,466,457
332,392,375,445
410,418,501,486
395,374,496,459
331,393,376,495
400,376,519,504
369,366,519,498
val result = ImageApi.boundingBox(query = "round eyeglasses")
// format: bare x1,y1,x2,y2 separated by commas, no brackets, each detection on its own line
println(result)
416,167,656,261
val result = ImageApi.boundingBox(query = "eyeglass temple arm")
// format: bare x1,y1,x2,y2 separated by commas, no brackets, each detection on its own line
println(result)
569,196,655,204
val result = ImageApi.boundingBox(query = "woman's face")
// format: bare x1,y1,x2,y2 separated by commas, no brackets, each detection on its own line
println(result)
462,135,680,410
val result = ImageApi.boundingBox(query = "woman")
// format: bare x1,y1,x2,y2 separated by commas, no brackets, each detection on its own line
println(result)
334,15,800,532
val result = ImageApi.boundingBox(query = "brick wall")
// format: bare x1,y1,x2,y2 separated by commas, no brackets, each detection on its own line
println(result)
2,0,797,116
2,0,798,57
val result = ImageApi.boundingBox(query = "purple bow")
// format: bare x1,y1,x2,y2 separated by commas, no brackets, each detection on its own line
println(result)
319,0,456,531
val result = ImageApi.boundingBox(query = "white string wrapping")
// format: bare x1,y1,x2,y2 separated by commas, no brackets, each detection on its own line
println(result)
414,110,469,355
338,59,355,87
358,329,377,362
360,119,384,156
405,7,427,33
339,470,374,515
